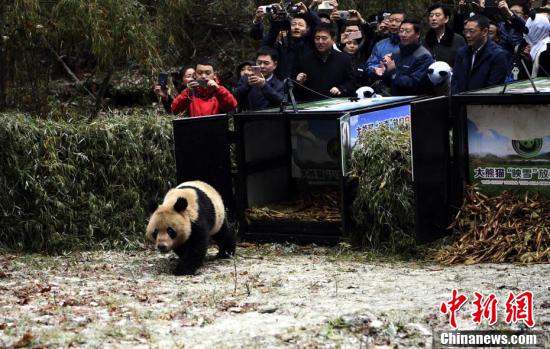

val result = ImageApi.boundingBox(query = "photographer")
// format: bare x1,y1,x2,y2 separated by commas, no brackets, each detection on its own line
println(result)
257,2,321,80
154,66,195,113
155,60,237,117
233,47,284,111
496,0,529,53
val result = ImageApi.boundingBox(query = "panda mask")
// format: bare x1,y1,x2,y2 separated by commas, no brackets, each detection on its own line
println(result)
427,61,452,86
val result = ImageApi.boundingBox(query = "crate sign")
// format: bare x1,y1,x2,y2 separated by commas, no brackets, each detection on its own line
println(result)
467,104,550,196
340,104,411,175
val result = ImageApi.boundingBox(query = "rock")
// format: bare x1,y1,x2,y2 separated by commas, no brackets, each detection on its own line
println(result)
258,306,278,314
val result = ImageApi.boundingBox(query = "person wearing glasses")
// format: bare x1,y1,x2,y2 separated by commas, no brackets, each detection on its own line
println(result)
452,14,510,93
373,18,434,95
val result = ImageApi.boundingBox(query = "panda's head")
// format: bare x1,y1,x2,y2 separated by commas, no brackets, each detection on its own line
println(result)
427,61,452,86
146,197,192,253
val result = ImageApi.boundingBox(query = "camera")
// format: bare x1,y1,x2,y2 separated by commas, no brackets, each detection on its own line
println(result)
318,1,334,11
265,0,300,21
258,4,277,13
196,79,209,87
337,10,350,20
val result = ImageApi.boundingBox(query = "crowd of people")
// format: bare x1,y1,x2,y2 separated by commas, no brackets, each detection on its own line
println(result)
154,0,550,117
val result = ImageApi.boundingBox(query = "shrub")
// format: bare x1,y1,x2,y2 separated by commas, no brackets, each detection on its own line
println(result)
348,125,415,252
0,110,175,253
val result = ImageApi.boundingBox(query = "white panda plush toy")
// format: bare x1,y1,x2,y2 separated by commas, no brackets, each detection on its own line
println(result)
427,61,452,96
147,180,236,275
355,86,377,99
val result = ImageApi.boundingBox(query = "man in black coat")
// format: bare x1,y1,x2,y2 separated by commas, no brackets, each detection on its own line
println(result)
253,4,320,81
424,3,466,67
294,23,355,101
234,47,284,111
452,15,510,94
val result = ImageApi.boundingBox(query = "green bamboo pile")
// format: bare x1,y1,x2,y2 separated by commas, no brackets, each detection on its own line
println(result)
348,125,415,251
0,110,174,253
435,186,550,264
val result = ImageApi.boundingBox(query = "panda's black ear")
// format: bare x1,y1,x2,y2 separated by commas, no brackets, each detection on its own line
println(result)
147,200,159,214
174,197,188,213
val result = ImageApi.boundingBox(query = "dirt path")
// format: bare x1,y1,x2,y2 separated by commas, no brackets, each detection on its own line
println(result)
1,244,549,348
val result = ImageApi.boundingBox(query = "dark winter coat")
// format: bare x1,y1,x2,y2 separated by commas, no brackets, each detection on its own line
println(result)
234,74,284,111
382,42,434,96
261,12,320,80
498,14,528,53
452,39,510,94
424,26,466,67
294,48,355,101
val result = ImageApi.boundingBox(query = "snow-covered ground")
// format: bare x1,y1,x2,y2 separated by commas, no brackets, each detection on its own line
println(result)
1,244,548,348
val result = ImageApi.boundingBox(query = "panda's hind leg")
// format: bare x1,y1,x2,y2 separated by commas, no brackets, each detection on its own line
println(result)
212,219,236,259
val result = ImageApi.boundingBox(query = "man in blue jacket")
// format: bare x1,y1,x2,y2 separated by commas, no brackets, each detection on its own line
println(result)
452,14,510,94
234,47,284,111
364,11,405,79
374,18,434,96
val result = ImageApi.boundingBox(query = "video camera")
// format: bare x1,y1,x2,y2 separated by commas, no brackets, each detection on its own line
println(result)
260,0,301,21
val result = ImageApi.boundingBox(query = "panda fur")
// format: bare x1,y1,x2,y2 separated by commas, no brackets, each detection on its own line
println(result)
146,180,236,275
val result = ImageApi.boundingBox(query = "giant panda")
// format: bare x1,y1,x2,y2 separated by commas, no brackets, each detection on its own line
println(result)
146,180,236,275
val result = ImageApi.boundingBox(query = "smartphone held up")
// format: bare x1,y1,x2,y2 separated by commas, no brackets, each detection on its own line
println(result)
158,72,169,89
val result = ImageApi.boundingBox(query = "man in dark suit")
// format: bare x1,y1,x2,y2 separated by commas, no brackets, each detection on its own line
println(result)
294,23,355,101
452,14,510,94
234,47,284,111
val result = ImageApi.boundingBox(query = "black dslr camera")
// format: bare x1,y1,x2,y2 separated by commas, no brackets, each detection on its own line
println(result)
264,0,300,21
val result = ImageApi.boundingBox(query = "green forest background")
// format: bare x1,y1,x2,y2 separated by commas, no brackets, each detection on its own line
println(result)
0,0,437,253
0,0,440,117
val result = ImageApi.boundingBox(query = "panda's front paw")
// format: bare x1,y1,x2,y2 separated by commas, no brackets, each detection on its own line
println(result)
174,266,196,276
216,251,232,259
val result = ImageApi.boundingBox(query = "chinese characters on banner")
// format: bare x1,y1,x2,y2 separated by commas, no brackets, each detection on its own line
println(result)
440,290,535,329
467,104,550,196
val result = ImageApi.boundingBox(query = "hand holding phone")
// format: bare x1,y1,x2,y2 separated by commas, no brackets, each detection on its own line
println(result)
250,66,262,77
346,31,362,40
196,79,209,87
